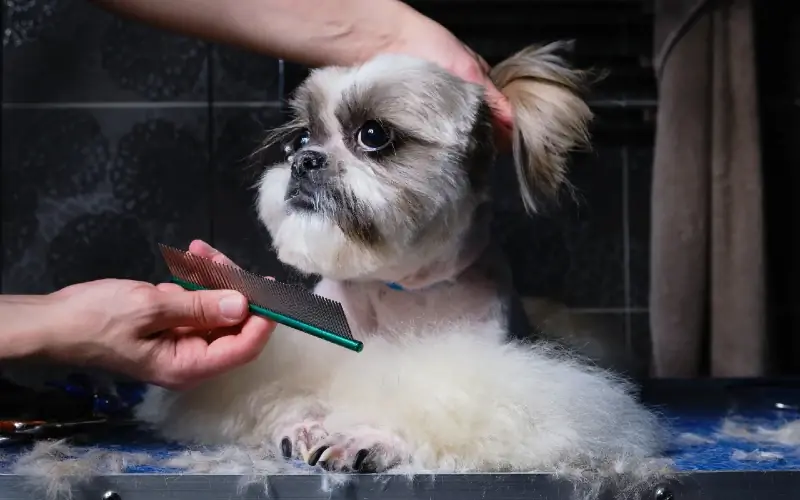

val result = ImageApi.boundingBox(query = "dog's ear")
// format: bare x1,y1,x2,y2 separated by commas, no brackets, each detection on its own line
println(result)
490,41,593,214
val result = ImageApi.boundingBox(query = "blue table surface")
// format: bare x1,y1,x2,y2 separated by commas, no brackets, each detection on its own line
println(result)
2,380,800,474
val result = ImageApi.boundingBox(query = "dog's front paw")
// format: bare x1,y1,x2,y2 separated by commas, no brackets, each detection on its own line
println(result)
307,426,409,473
277,419,329,462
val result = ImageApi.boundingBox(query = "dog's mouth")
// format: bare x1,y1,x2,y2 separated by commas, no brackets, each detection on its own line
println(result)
285,180,321,212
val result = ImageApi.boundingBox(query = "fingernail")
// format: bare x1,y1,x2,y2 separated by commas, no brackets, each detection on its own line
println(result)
218,293,246,320
198,240,215,252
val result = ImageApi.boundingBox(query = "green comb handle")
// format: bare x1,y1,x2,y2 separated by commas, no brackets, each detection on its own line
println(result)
170,277,364,353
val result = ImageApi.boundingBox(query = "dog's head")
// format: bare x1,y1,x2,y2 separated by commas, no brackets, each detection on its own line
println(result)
256,42,592,282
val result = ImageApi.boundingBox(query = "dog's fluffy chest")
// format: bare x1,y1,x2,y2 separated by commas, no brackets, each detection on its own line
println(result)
313,273,505,340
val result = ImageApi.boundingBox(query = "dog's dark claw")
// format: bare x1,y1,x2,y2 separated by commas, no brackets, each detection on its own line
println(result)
353,449,370,472
318,460,332,471
280,438,292,459
308,446,328,466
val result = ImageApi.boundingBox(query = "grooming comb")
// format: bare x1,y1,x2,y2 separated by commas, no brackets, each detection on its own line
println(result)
158,244,362,353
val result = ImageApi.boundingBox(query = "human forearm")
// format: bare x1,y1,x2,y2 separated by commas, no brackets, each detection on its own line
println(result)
0,295,61,360
89,0,434,68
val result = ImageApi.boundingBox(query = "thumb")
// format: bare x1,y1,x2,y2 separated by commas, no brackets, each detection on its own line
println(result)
149,289,249,330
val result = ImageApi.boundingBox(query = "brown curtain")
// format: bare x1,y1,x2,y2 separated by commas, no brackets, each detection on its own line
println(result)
650,0,766,377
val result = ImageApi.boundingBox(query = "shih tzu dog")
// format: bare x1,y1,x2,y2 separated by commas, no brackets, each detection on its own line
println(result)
135,42,666,491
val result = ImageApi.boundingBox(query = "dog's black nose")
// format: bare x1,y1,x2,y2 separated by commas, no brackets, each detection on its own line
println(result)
292,150,327,176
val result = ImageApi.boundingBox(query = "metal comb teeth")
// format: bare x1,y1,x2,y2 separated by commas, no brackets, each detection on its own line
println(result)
158,244,360,352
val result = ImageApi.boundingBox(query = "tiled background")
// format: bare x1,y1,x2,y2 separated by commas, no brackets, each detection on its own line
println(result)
1,0,672,374
755,4,800,374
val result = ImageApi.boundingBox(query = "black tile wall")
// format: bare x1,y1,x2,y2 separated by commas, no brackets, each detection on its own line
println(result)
1,107,210,293
754,4,800,372
501,148,627,308
569,311,652,378
1,0,657,370
629,311,652,377
211,45,281,102
409,0,656,103
627,145,653,309
3,0,209,103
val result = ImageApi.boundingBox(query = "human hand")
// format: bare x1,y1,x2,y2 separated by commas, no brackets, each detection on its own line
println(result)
43,241,274,390
387,14,514,148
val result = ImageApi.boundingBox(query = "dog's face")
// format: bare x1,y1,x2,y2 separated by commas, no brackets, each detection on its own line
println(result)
256,55,495,281
256,44,592,282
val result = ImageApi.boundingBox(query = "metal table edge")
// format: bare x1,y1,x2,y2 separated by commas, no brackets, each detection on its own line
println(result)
1,470,800,500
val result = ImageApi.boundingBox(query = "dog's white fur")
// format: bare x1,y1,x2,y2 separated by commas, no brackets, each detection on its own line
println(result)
138,319,664,474
133,42,667,495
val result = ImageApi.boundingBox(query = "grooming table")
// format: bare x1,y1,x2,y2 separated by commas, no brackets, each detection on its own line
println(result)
2,379,800,500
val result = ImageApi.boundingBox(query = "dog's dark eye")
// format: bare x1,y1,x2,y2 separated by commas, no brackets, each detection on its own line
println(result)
357,120,393,152
291,129,311,152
